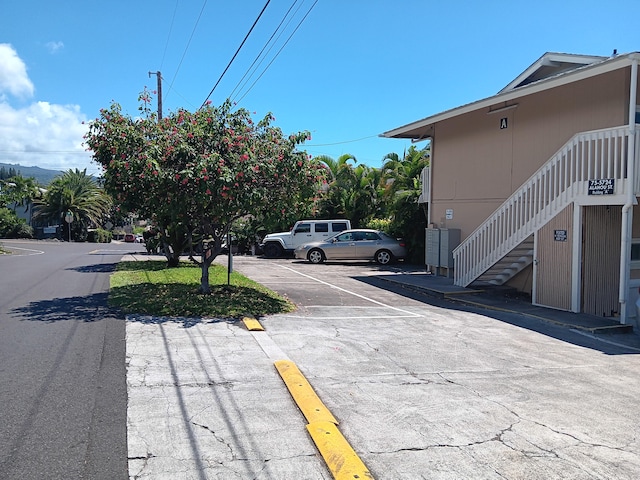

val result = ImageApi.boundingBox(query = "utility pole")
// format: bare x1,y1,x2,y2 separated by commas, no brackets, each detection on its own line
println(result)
148,71,163,120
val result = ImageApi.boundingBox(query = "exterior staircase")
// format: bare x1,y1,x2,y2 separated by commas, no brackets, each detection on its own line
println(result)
453,125,638,287
472,235,534,286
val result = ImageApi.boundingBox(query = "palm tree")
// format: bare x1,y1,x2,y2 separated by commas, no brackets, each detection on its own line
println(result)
0,175,41,211
380,145,430,262
381,145,429,201
315,153,356,183
34,169,112,241
315,154,381,227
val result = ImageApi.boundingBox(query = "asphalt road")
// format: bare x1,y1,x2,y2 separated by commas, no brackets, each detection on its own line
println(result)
0,239,143,480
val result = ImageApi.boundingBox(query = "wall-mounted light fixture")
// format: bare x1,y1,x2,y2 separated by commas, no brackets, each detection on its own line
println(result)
487,103,519,115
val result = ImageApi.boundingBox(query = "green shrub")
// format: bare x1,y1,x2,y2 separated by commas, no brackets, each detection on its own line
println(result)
365,218,392,233
0,208,18,237
88,228,113,243
0,208,33,238
99,229,113,243
13,223,33,239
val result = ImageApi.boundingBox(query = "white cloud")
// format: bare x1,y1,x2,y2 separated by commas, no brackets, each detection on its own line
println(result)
0,44,95,173
0,43,34,99
45,41,64,54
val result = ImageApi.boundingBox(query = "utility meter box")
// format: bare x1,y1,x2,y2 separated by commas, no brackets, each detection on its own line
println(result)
439,228,461,269
425,227,460,276
425,228,440,272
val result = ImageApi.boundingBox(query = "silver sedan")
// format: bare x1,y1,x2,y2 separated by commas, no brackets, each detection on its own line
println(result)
294,229,407,265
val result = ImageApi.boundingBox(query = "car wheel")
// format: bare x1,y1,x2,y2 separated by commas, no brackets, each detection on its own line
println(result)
263,242,282,258
375,249,393,265
307,249,325,264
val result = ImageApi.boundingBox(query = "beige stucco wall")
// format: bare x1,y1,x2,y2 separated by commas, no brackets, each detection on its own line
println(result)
430,67,632,239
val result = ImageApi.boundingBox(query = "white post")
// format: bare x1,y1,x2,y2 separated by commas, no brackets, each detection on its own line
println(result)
619,58,638,322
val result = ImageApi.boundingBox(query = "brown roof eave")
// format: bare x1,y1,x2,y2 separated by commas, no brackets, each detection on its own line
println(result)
381,51,640,141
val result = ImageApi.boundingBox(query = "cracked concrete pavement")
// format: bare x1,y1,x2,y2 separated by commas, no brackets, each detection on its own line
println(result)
126,256,640,479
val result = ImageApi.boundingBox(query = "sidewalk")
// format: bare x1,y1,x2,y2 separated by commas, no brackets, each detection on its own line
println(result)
372,266,640,349
123,255,640,478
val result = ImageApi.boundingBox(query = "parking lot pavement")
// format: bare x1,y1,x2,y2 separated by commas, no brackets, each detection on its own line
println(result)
126,255,640,479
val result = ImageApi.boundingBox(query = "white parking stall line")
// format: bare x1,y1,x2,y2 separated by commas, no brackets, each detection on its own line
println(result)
275,314,422,320
277,265,422,318
250,330,291,360
1,246,45,256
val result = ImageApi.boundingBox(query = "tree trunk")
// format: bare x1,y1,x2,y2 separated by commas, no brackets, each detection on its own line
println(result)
199,261,211,294
199,248,216,294
163,244,181,267
167,255,180,268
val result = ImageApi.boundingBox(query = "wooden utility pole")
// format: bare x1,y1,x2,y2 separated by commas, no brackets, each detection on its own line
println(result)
148,71,163,120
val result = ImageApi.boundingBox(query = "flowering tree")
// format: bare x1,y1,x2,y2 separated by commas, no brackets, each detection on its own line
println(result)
85,92,325,293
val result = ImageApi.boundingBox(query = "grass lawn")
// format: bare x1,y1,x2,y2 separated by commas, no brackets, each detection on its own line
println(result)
109,260,296,318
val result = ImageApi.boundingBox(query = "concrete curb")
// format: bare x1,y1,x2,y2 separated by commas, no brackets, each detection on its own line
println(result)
274,360,373,479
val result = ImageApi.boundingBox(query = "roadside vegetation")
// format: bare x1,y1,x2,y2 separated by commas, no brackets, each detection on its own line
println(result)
2,92,430,317
33,168,112,242
86,92,323,293
109,260,295,318
0,168,111,241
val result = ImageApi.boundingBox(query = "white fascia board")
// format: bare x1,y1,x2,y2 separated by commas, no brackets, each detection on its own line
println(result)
499,52,609,93
381,52,640,140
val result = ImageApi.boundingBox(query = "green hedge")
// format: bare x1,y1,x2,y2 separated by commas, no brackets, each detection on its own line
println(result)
88,228,112,243
0,208,33,238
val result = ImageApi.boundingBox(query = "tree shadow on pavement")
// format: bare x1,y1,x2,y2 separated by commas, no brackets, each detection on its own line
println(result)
123,313,237,329
12,292,122,323
12,292,241,329
66,263,119,274
354,275,640,356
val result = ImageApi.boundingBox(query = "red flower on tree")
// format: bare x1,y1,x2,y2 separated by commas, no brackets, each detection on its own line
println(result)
85,94,324,290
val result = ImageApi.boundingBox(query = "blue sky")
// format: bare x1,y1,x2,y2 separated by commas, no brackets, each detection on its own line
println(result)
1,0,639,176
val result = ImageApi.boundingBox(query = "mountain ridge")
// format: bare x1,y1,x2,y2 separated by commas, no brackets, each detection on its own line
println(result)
0,162,65,185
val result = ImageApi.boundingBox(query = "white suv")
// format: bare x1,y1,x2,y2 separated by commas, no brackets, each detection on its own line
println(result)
261,219,351,258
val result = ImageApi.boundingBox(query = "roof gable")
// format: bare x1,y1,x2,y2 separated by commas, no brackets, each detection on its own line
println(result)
382,51,639,141
500,52,609,93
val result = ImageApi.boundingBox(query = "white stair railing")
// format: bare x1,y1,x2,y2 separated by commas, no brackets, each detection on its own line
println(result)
453,125,633,287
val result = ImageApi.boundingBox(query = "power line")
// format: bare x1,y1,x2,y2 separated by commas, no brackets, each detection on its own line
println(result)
201,0,272,108
228,0,302,101
161,76,198,110
233,0,318,105
165,0,208,104
305,135,379,147
160,0,179,71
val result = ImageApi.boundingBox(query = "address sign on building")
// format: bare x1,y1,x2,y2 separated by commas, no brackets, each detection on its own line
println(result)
588,178,614,195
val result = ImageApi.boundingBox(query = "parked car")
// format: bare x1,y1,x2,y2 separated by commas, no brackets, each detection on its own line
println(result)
261,219,351,258
294,229,406,265
124,233,136,243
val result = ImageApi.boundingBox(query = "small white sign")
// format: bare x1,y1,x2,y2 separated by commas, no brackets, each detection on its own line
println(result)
445,209,453,220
